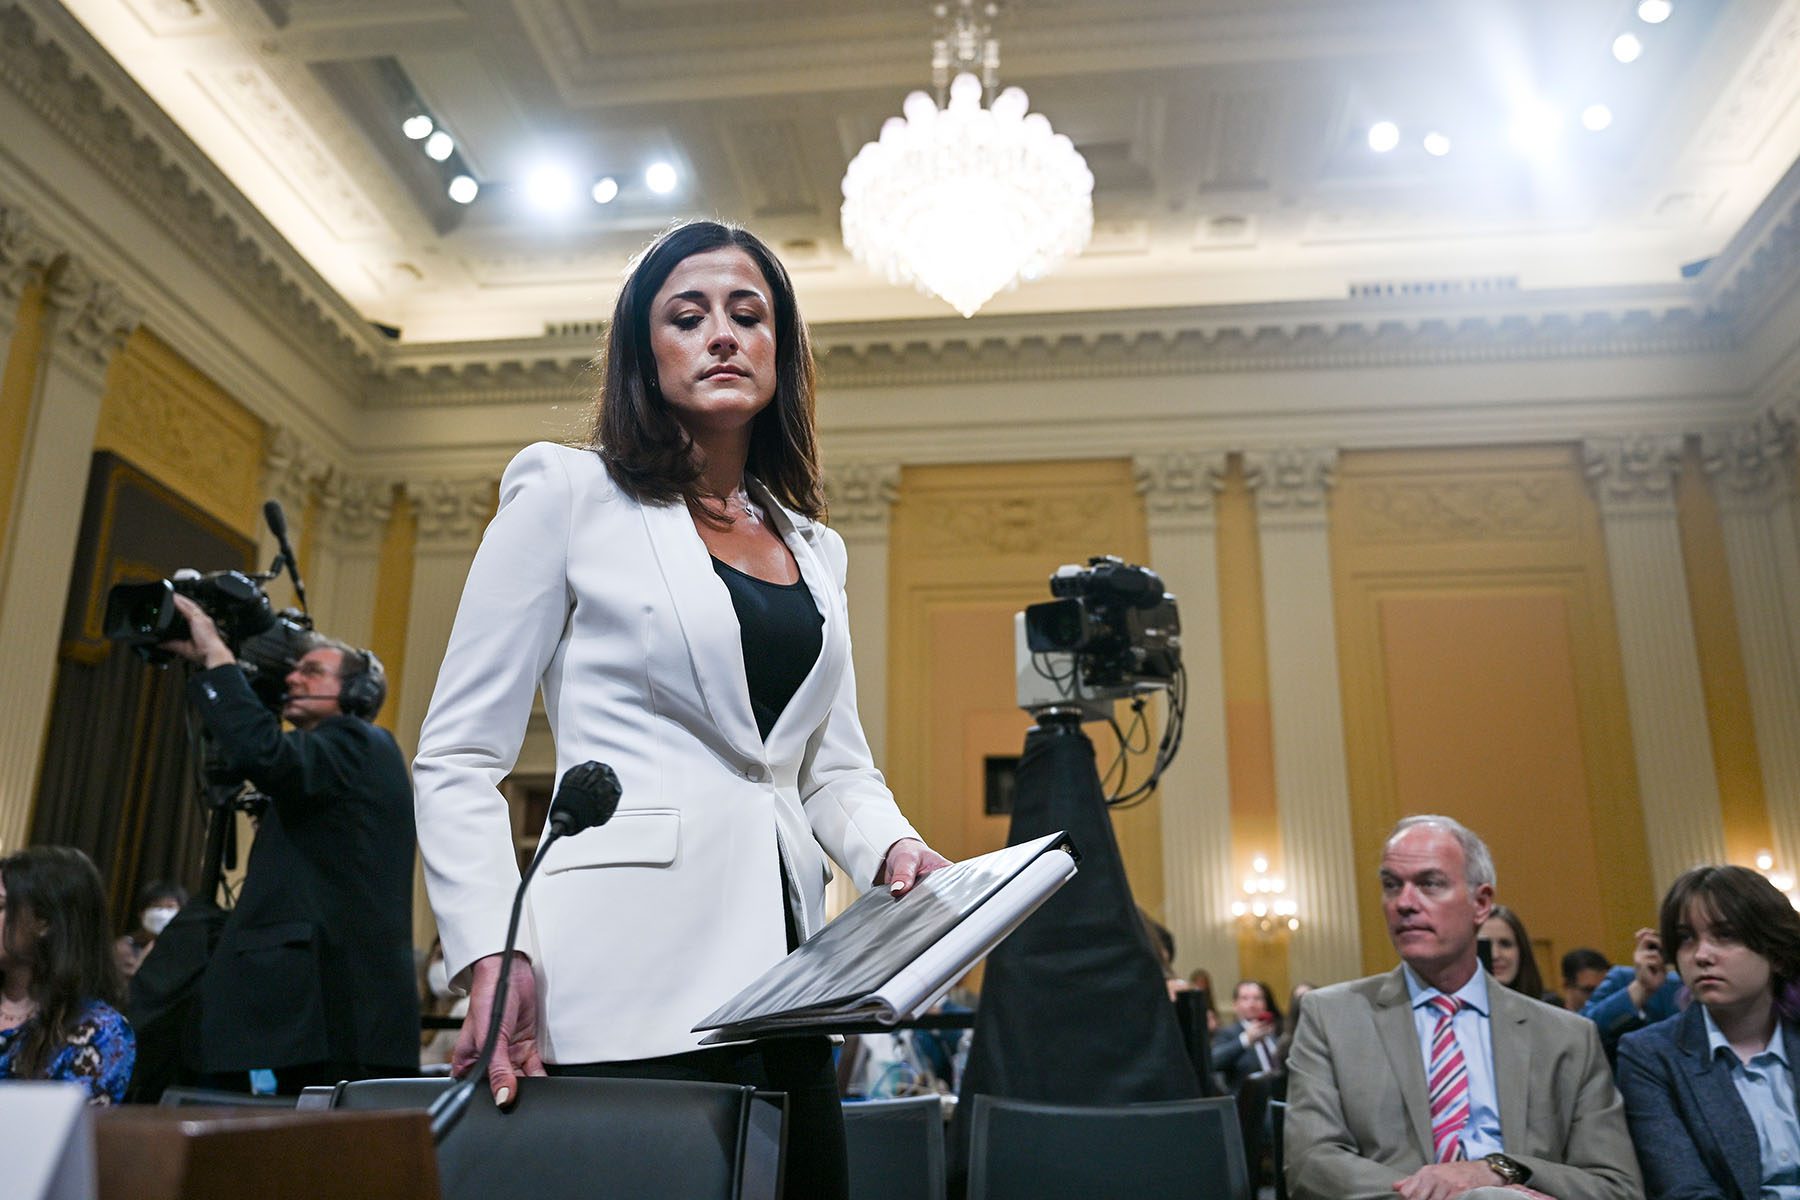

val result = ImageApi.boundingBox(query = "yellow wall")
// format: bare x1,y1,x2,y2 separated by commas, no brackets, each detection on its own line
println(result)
886,459,1166,916
1330,445,1654,973
370,486,417,735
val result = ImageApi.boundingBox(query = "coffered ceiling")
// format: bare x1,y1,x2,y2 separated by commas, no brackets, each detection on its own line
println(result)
52,0,1800,343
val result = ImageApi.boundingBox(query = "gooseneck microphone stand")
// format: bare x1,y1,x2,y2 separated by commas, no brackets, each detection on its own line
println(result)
429,761,622,1143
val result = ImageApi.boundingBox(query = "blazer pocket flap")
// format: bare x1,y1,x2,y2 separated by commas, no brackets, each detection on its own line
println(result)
232,921,317,953
541,808,680,873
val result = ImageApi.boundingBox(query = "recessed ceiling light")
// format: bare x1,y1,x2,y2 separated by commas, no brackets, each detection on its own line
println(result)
525,164,577,212
447,175,479,204
1612,32,1644,63
1367,121,1400,153
1509,101,1564,155
1637,0,1672,23
645,162,678,194
591,176,620,204
402,114,433,141
424,130,455,161
1422,131,1451,157
1582,104,1614,132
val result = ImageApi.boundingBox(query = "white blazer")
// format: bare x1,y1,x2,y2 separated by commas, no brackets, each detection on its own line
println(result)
413,442,922,1063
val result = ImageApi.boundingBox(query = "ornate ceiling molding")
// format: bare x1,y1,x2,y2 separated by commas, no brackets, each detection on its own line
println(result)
0,0,379,380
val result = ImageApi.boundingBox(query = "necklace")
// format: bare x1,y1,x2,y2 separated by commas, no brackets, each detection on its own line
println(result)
729,485,766,527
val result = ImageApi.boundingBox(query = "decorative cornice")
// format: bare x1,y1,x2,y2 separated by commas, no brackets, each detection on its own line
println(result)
1134,450,1230,517
44,257,140,374
1700,412,1797,512
0,2,378,381
1244,447,1337,513
406,475,497,545
823,460,900,530
1582,434,1685,510
316,470,395,545
0,202,59,302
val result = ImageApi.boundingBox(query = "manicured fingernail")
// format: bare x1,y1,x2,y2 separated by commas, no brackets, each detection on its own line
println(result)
496,1086,511,1106
891,880,906,894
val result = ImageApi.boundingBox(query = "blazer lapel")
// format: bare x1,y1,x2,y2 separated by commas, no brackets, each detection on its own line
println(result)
1678,1005,1763,1200
636,496,764,762
1488,977,1532,1152
753,481,845,758
1373,967,1436,1160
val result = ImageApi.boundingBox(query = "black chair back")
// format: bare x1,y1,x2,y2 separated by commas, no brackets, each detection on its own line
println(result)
1172,989,1221,1095
157,1086,297,1108
332,1075,766,1200
966,1094,1249,1200
842,1095,946,1200
1271,1098,1289,1200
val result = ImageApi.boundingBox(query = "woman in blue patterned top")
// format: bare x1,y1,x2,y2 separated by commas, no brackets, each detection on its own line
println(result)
0,846,135,1104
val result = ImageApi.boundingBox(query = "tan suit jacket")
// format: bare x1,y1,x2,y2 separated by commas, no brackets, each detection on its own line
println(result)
1285,966,1643,1200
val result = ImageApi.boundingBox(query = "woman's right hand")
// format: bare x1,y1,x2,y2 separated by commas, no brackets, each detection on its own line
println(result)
451,951,546,1107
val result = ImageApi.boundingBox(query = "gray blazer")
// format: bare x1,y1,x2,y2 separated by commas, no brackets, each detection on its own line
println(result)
1285,966,1643,1200
1617,1004,1797,1200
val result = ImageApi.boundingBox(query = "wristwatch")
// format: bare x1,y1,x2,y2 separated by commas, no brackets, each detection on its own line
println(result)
1484,1153,1532,1185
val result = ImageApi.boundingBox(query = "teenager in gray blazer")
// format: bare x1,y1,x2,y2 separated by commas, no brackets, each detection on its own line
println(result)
1617,864,1800,1200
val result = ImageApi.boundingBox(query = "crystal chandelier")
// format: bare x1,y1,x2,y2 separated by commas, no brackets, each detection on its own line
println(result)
840,1,1094,318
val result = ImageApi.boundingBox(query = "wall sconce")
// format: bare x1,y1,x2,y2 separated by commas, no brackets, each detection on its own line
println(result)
1755,850,1800,909
1231,855,1299,935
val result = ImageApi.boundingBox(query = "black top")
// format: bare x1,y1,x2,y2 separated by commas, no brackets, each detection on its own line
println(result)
711,557,824,740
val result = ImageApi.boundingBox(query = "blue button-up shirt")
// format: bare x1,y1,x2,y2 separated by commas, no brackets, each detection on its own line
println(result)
1403,965,1504,1160
1703,1008,1800,1199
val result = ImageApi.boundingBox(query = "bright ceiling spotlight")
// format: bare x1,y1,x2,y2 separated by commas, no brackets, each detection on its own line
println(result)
402,114,433,141
1422,131,1451,157
591,176,620,204
1582,103,1615,132
1637,0,1672,23
524,164,577,212
424,130,454,161
1612,32,1644,62
645,162,678,194
1508,100,1564,155
447,174,479,205
1367,121,1401,153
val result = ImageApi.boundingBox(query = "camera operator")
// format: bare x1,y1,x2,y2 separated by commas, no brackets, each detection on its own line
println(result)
161,593,419,1092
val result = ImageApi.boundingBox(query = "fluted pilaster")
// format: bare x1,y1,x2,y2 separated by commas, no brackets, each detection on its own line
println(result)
1583,434,1726,889
393,475,498,758
308,470,396,650
1702,415,1800,873
0,257,141,850
1243,446,1361,984
1134,448,1236,977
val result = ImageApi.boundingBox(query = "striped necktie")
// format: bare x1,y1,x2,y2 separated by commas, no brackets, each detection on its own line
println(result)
1426,994,1471,1162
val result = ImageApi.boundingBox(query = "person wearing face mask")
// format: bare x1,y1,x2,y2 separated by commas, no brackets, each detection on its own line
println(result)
1617,865,1800,1200
114,881,186,980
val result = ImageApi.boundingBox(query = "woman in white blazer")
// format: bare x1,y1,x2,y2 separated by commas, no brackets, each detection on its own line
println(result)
413,221,947,1197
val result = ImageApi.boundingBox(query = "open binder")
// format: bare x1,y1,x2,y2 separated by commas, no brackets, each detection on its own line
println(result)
694,831,1079,1042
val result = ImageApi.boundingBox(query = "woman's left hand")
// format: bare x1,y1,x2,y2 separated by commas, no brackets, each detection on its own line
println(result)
876,838,952,898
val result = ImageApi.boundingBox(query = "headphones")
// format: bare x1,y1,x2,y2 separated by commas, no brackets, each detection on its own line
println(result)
334,645,388,720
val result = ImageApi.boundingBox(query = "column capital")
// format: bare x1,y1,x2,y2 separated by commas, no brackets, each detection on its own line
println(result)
407,475,498,546
1134,449,1230,519
1243,446,1338,514
1582,433,1684,512
824,460,901,532
0,205,61,305
317,470,396,546
263,424,332,516
44,259,141,379
1700,413,1797,514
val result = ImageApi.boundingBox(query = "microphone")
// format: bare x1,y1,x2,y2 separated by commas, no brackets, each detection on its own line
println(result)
263,500,309,614
429,761,621,1142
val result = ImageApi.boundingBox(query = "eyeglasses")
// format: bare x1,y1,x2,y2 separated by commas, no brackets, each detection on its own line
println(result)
292,661,342,680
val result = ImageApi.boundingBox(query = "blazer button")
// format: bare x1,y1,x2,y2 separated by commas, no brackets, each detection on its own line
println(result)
744,765,765,782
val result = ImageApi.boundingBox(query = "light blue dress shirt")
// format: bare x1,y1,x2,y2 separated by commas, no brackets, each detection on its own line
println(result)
1403,965,1504,1160
1702,1008,1800,1199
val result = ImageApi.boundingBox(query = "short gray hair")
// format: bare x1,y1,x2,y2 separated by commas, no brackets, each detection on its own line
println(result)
1385,814,1496,891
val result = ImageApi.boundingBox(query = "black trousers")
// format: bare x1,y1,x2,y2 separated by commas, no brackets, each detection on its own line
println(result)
549,1036,847,1200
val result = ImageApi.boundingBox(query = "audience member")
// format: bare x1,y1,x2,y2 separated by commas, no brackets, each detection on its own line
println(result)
1286,814,1640,1200
1212,979,1283,1090
1617,865,1800,1200
1582,927,1681,1063
1561,948,1611,1012
0,847,135,1105
1480,904,1548,1001
113,880,186,980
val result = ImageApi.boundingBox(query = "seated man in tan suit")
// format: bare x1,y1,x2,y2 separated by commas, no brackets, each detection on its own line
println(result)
1286,815,1642,1200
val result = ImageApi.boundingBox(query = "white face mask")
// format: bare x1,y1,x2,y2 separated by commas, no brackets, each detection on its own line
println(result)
142,906,179,936
427,958,454,999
